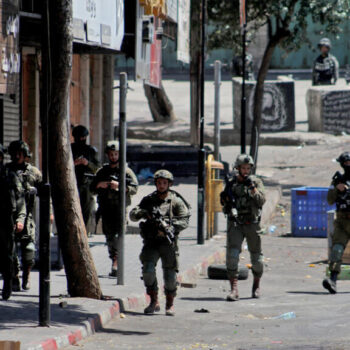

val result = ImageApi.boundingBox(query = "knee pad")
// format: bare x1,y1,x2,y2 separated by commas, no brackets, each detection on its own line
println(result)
142,261,156,275
331,243,344,262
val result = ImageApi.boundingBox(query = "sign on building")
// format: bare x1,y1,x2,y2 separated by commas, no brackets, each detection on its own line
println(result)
73,0,124,51
177,0,190,64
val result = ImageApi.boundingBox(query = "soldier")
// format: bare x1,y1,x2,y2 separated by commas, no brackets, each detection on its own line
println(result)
71,125,99,231
312,38,339,86
90,141,138,277
7,141,42,291
129,170,190,316
220,154,266,301
323,152,350,294
0,145,26,300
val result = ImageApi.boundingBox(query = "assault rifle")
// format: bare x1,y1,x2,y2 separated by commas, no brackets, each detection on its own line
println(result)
151,207,175,245
220,173,238,220
333,171,350,198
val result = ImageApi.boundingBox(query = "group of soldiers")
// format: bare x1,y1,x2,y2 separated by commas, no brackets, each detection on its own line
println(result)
2,123,349,316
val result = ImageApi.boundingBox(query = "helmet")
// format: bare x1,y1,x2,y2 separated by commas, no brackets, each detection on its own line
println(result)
318,38,331,49
8,140,31,158
104,140,119,153
72,125,89,139
235,154,254,168
154,169,174,182
337,152,350,166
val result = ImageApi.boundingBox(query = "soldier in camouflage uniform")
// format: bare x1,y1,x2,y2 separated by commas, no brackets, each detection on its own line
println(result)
91,141,138,277
129,170,191,316
7,141,42,291
312,38,339,86
0,145,26,300
220,154,266,301
323,152,350,294
71,125,100,230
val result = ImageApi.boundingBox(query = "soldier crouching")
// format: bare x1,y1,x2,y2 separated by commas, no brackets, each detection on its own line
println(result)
129,170,191,316
220,154,266,301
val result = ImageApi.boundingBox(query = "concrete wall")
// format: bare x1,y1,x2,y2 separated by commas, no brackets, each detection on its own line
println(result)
307,86,350,133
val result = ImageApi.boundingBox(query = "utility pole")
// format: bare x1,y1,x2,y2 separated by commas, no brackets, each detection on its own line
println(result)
39,0,51,326
240,0,247,154
213,60,221,236
117,73,127,285
197,0,206,245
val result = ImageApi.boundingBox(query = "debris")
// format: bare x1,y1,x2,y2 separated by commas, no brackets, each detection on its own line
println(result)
180,282,197,288
120,313,126,319
59,301,68,308
246,264,252,269
273,311,296,320
309,264,316,268
269,225,276,234
305,275,312,278
281,209,285,217
194,308,210,313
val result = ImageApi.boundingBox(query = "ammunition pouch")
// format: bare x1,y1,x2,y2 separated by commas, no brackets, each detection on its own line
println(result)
139,220,158,240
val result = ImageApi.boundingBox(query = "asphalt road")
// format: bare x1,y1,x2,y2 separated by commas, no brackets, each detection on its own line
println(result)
64,230,350,350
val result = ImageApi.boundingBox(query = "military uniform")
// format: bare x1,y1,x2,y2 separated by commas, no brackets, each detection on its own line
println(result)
130,190,190,295
223,175,265,280
0,164,26,299
130,170,190,316
312,38,339,86
312,54,339,85
7,161,42,289
71,142,99,227
323,152,350,294
91,164,138,263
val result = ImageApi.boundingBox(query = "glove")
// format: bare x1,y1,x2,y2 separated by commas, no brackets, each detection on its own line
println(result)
244,176,255,189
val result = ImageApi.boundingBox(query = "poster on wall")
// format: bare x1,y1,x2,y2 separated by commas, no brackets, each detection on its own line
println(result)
0,1,20,95
147,20,162,88
177,0,190,64
72,0,124,51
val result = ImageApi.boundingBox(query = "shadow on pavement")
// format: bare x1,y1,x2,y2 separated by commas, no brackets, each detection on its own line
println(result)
96,327,152,336
0,299,106,330
287,291,350,295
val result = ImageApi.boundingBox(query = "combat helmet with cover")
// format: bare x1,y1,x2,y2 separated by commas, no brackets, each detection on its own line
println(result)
105,140,119,153
318,37,331,49
337,152,350,168
154,169,174,183
234,154,254,168
8,140,31,159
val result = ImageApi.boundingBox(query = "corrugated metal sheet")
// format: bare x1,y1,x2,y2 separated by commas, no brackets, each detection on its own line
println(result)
3,95,20,146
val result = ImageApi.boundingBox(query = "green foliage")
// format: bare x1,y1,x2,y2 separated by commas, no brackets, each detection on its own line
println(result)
207,0,350,53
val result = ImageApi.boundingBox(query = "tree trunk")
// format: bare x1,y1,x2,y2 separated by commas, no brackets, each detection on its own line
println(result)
249,29,289,171
144,82,176,123
189,0,202,146
47,0,102,299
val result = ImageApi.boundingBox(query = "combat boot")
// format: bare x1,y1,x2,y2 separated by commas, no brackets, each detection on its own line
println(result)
22,267,32,291
165,295,175,316
226,278,239,301
252,277,261,298
323,271,338,294
12,275,20,292
109,257,118,277
144,291,160,314
2,278,12,300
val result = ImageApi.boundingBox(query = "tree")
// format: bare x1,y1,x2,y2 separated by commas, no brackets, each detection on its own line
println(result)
46,0,102,299
208,0,350,168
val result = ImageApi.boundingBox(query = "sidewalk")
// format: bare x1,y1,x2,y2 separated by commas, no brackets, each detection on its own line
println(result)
0,182,280,350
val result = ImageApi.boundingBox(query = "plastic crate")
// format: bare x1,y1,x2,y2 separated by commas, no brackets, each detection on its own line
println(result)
291,187,336,238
